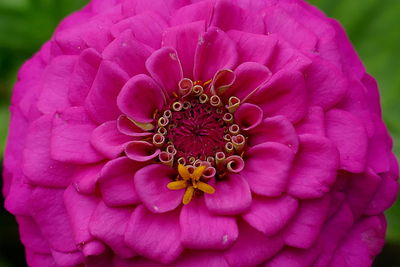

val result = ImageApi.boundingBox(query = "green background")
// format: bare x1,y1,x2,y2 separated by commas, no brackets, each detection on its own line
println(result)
0,0,399,266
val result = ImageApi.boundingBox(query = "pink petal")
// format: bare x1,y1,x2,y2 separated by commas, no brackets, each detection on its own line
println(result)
26,250,56,267
98,157,143,207
248,115,299,152
51,107,104,164
4,174,33,215
72,163,105,195
117,115,153,137
313,204,354,267
125,205,183,264
85,60,129,124
37,56,76,114
117,74,165,123
265,247,319,267
89,202,135,258
63,185,99,248
224,221,283,267
30,188,77,252
91,120,131,159
283,195,330,249
125,141,160,162
234,103,263,131
246,70,307,123
173,251,230,267
103,30,151,76
170,1,213,26
224,62,271,101
305,57,347,110
50,249,84,267
227,30,277,65
162,21,206,78
241,142,295,196
209,0,262,33
325,109,368,173
329,216,386,267
111,12,167,50
23,115,75,187
69,48,101,106
205,174,252,215
345,170,382,219
264,6,317,51
295,106,325,136
180,198,238,250
134,164,183,213
242,195,299,236
366,175,399,215
17,216,51,253
288,134,339,199
146,47,183,96
194,27,238,81
267,40,312,74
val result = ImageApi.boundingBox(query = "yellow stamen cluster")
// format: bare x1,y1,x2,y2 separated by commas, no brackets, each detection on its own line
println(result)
167,164,216,205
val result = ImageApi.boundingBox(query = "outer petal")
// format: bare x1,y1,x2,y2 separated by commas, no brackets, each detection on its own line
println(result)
85,60,129,124
134,164,183,213
224,220,283,267
69,48,101,106
63,185,102,255
23,115,75,187
205,174,252,215
37,56,76,114
246,70,308,123
295,106,325,137
227,30,277,65
91,120,131,159
345,170,382,219
242,195,299,236
264,6,317,51
325,109,368,173
248,115,299,152
305,57,347,110
162,21,206,78
194,27,238,81
51,107,104,164
125,205,183,264
330,216,386,267
288,134,339,199
98,157,143,207
146,47,183,96
170,1,213,26
102,30,151,77
180,198,238,250
173,251,230,267
241,142,295,196
72,162,105,195
283,195,330,249
117,74,165,123
17,216,51,254
111,12,167,50
89,202,135,258
30,188,77,252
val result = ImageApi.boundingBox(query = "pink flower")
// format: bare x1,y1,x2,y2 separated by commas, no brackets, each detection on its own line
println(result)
3,0,399,266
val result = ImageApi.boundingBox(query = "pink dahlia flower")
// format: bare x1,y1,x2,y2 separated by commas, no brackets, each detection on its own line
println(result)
3,0,399,266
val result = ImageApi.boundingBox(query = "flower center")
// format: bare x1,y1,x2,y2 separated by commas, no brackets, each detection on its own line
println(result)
151,78,247,204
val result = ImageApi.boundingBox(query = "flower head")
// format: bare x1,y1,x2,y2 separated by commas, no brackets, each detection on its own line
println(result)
3,0,399,266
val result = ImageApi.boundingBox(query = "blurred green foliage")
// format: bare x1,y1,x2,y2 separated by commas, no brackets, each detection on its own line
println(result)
0,0,398,264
